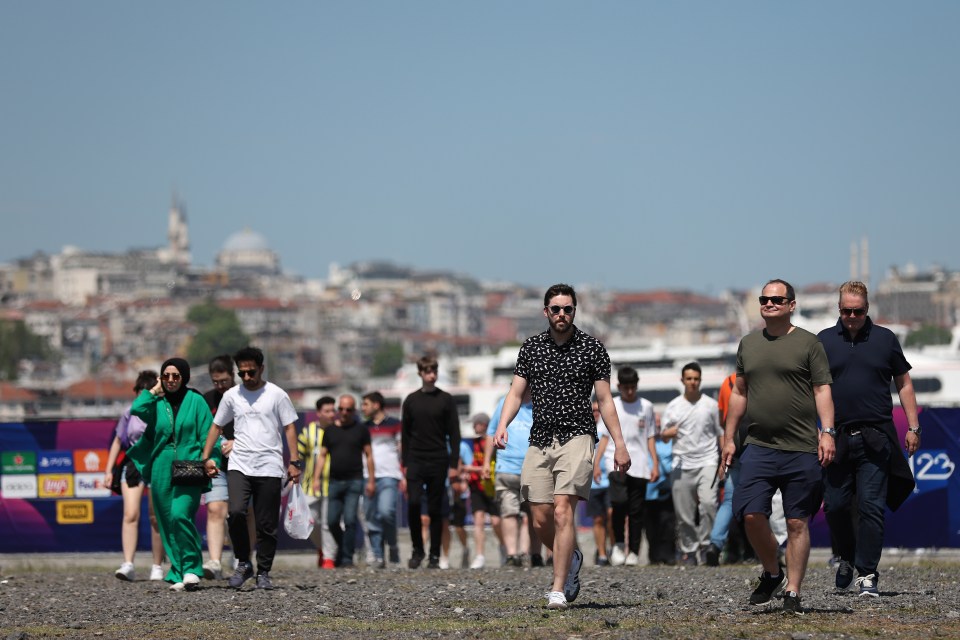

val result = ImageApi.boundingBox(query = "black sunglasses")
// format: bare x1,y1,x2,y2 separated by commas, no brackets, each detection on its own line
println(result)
840,307,867,317
758,296,792,306
547,305,575,315
238,368,259,379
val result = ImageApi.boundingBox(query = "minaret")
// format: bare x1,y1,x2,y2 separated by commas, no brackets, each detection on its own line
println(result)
860,236,869,288
167,194,191,266
850,241,859,280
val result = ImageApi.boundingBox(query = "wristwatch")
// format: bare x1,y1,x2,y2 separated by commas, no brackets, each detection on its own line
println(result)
822,428,837,438
289,459,305,470
908,426,922,435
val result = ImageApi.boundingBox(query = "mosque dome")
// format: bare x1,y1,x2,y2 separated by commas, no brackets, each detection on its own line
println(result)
217,228,280,275
222,228,271,253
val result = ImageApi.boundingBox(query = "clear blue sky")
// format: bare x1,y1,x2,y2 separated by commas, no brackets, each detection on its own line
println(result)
2,2,957,292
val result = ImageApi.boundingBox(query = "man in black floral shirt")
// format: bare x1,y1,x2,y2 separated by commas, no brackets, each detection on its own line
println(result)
494,283,631,610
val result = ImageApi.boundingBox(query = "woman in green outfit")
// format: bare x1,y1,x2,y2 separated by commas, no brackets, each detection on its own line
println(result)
128,357,220,592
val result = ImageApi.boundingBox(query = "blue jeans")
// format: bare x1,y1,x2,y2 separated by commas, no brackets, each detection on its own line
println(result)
824,429,891,577
365,477,399,560
710,461,740,549
326,478,364,566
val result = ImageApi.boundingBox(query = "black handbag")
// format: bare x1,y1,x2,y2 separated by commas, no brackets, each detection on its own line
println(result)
164,400,209,487
171,459,208,486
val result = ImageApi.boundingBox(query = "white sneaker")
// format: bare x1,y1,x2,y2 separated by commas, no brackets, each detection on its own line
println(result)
625,552,639,566
545,591,568,610
609,545,626,566
202,559,223,580
365,548,377,566
183,573,201,590
149,564,164,581
438,555,450,569
114,562,135,581
470,554,486,569
169,581,185,592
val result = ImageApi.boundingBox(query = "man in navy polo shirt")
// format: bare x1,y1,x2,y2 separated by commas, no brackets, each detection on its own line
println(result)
818,281,920,598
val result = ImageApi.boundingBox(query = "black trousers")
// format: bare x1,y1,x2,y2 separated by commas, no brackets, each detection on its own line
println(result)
611,474,648,554
227,470,281,574
406,459,449,559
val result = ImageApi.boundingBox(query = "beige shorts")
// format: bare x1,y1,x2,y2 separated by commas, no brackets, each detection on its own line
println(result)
495,472,523,518
521,435,595,503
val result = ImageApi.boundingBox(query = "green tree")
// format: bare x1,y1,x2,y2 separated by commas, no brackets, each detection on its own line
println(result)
904,324,952,348
186,301,250,364
370,341,404,376
0,319,56,380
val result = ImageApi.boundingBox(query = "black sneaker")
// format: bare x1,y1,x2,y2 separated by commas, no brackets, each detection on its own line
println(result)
228,561,254,589
530,554,545,567
783,590,803,614
255,572,274,590
563,548,583,603
835,560,854,590
855,573,879,597
749,565,785,605
705,543,721,567
408,550,425,569
426,555,441,569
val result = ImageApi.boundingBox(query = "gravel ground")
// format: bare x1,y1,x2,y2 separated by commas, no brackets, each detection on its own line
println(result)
2,547,959,640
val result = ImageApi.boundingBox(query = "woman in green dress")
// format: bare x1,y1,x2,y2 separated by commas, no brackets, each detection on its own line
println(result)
128,357,220,591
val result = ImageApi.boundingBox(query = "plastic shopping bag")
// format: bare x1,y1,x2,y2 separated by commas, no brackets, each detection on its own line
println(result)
283,483,315,540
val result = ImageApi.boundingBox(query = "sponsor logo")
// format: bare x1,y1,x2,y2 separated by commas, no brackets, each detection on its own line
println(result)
74,449,108,473
74,473,111,498
1,451,37,475
38,451,74,473
38,474,74,498
56,500,94,524
1,475,38,499
911,450,956,492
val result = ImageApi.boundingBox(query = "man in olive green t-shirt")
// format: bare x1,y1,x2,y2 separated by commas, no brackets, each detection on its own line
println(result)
720,279,835,615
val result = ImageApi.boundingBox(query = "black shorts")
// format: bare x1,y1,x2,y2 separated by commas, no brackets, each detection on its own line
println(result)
733,445,825,521
469,489,500,517
587,487,610,518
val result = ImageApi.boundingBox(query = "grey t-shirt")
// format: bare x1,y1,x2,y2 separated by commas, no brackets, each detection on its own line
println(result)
736,327,833,453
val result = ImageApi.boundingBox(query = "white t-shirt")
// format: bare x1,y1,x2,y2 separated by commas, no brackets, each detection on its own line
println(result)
597,396,657,480
213,381,299,478
661,393,722,470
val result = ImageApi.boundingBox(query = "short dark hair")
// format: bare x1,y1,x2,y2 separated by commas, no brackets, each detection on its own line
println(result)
208,354,233,375
543,283,577,308
417,355,438,372
681,361,702,376
617,366,639,386
316,395,336,410
363,391,385,409
134,370,158,393
233,346,264,367
764,279,796,302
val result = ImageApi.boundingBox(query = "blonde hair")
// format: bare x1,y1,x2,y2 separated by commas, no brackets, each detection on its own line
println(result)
838,281,869,304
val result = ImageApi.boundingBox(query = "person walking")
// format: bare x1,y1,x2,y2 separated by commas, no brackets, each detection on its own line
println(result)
493,283,631,610
127,358,219,592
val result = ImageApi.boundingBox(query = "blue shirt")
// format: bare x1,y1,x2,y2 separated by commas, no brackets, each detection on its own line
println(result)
486,396,533,475
818,318,911,427
646,438,673,501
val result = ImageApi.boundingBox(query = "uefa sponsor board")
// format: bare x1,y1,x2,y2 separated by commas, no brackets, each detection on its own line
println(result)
1,450,36,474
1,474,38,498
74,473,111,497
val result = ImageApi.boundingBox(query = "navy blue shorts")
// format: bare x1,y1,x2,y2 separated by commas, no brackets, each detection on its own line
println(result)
733,445,824,521
587,487,610,518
